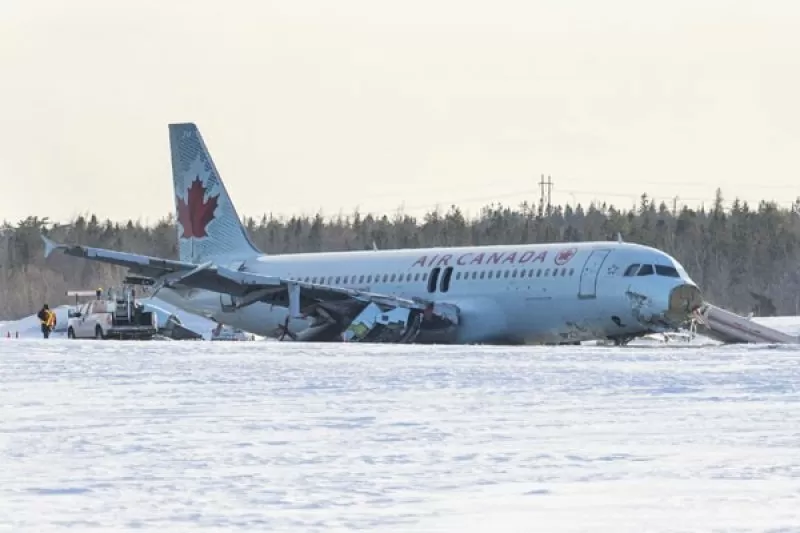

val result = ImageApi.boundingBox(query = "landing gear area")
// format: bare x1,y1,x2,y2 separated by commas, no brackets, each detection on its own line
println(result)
276,301,461,344
607,334,637,346
340,303,458,344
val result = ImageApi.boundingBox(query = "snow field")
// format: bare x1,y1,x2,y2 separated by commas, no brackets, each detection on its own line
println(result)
0,341,799,531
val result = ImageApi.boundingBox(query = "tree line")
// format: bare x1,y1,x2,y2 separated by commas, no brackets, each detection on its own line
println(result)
1,189,798,320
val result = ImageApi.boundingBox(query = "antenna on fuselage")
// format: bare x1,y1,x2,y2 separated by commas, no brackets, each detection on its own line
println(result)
616,232,623,243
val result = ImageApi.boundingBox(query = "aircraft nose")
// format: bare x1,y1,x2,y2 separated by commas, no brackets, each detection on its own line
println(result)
667,283,704,322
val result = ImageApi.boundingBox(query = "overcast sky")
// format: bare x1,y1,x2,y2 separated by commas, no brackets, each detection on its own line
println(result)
2,0,800,224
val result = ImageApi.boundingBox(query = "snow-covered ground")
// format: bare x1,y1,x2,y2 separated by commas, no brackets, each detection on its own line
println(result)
1,341,799,531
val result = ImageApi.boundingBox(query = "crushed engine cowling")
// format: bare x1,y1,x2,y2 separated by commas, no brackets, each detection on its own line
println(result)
295,300,460,344
341,302,460,344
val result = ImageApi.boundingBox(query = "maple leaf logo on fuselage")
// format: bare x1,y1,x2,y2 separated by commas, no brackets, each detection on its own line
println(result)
176,177,219,239
554,247,577,265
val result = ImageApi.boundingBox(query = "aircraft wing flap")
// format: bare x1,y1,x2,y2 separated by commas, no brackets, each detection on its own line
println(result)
169,263,283,297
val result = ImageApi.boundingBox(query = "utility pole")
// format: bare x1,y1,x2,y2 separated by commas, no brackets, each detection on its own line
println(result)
672,196,679,216
539,174,553,216
538,175,545,218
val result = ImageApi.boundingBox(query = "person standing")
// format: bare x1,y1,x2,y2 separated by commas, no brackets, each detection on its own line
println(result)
37,304,56,339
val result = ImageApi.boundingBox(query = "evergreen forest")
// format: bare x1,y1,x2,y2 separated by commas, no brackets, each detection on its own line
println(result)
2,189,798,320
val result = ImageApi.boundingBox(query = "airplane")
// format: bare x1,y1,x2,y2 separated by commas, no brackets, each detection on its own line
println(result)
42,123,705,345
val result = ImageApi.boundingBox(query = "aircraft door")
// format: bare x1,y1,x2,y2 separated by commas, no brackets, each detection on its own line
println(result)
439,267,454,293
578,249,611,299
427,267,441,293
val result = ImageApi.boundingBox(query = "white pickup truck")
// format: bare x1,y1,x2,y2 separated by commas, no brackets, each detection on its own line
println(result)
67,297,157,340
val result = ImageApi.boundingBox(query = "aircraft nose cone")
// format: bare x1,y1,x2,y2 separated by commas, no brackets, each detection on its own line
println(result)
668,283,703,321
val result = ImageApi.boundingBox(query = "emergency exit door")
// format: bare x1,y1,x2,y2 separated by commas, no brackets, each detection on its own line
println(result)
578,249,611,299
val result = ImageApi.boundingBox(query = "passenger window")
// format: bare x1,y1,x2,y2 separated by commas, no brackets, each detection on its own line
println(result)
455,272,461,280
512,270,517,278
367,275,372,283
569,268,574,276
414,273,420,281
422,273,428,281
359,275,364,283
536,269,541,277
637,264,654,276
471,272,477,279
504,271,510,278
406,274,412,282
624,264,640,276
383,274,388,282
561,269,566,276
335,276,341,284
655,265,680,277
480,271,485,279
544,269,550,276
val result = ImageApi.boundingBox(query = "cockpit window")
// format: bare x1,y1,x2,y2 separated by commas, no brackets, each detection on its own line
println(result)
655,265,680,278
625,263,682,278
623,264,640,276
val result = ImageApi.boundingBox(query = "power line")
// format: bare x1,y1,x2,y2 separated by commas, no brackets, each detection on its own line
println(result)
356,186,797,217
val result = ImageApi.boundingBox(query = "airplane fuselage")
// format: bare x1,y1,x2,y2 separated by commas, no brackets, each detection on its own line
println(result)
156,241,702,344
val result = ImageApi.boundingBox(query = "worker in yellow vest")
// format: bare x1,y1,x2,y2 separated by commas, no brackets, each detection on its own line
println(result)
37,304,57,339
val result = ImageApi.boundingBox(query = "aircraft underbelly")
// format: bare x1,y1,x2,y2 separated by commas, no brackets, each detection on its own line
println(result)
219,303,311,337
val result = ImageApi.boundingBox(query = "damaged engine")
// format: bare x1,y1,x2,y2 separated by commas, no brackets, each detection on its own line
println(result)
284,299,460,344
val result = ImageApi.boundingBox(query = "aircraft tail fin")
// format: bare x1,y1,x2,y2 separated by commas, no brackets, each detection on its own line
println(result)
169,123,262,263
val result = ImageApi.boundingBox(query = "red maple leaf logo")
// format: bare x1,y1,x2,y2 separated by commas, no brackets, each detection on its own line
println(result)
176,177,219,239
554,247,577,265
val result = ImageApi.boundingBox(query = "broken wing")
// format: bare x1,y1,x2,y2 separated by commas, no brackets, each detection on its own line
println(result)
41,234,449,318
42,235,195,277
